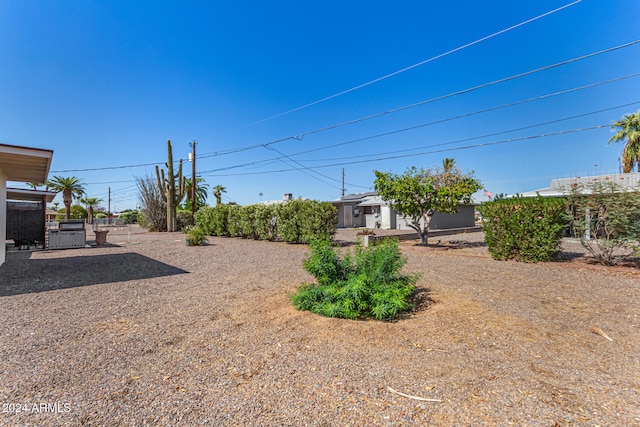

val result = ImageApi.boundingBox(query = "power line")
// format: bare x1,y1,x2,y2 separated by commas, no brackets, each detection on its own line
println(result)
51,40,640,174
293,102,640,163
200,40,640,158
243,0,583,127
200,124,613,177
198,81,640,174
263,145,370,189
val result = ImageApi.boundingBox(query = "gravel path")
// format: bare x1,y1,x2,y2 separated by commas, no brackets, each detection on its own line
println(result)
1,227,639,426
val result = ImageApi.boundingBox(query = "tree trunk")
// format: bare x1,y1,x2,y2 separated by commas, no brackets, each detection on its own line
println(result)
64,190,71,220
420,231,429,246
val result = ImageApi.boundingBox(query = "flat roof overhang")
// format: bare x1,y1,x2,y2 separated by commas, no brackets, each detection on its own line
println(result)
0,143,53,183
6,187,57,202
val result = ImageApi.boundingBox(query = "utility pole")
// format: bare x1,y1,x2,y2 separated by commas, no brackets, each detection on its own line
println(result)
341,168,346,197
108,187,111,225
189,140,197,219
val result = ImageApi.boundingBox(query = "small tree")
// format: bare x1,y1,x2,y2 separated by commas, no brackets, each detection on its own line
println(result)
374,160,482,245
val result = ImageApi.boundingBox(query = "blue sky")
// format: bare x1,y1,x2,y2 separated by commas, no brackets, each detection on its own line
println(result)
2,0,639,210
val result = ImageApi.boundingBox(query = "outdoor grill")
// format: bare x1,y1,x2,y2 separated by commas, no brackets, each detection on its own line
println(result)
48,220,86,249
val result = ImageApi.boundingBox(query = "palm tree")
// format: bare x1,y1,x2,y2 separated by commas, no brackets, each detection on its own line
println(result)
442,158,456,173
609,111,640,173
26,182,43,190
212,185,227,206
184,177,209,211
79,196,102,224
47,176,86,220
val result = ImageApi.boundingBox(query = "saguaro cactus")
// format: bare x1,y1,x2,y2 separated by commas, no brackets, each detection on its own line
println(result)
155,139,186,232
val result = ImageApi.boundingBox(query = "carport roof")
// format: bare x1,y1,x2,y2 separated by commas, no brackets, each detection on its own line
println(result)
0,143,53,183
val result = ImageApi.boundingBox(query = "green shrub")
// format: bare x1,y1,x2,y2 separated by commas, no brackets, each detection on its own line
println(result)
184,225,207,246
176,210,194,231
291,238,418,320
479,196,565,262
194,205,230,236
278,199,305,243
194,206,216,235
254,204,279,241
278,199,337,243
300,200,338,242
227,204,243,237
239,204,259,239
195,200,337,243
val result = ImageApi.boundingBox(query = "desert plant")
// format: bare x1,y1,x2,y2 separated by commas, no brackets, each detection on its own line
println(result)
291,238,418,320
565,180,640,265
137,175,167,232
479,196,565,262
184,225,207,246
155,140,186,232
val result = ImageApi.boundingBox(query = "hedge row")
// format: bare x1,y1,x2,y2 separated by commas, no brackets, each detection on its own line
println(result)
194,199,338,243
478,196,565,262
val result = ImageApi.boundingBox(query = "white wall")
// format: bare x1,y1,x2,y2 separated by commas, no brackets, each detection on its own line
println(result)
0,168,7,266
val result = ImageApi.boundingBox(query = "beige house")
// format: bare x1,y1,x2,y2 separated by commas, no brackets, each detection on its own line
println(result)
0,143,53,266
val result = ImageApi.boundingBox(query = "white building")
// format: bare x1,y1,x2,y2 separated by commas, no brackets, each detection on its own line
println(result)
331,192,477,230
519,173,640,197
1,143,53,266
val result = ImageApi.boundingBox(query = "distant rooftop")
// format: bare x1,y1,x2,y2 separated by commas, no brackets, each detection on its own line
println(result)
520,172,640,197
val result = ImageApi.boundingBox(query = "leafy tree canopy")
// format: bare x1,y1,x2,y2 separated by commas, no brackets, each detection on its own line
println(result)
374,159,482,245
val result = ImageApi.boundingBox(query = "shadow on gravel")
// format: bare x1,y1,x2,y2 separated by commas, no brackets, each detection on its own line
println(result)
0,252,188,296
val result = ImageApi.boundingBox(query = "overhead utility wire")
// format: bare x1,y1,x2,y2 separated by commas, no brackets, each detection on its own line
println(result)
244,0,583,127
79,100,640,187
265,41,640,143
198,75,640,174
294,101,640,163
199,40,640,160
263,145,370,189
52,40,638,174
203,124,610,177
263,145,342,190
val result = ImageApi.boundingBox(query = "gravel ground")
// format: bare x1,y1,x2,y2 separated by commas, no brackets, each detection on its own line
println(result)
1,226,639,426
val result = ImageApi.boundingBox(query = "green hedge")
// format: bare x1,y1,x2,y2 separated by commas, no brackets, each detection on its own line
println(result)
195,199,337,243
478,196,565,262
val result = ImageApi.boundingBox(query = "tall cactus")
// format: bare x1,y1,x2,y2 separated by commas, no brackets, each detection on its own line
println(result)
155,139,186,232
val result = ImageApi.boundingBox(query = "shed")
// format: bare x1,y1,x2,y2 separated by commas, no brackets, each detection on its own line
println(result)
6,188,57,248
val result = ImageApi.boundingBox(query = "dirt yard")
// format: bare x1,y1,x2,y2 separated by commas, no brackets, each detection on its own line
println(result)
0,227,638,426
